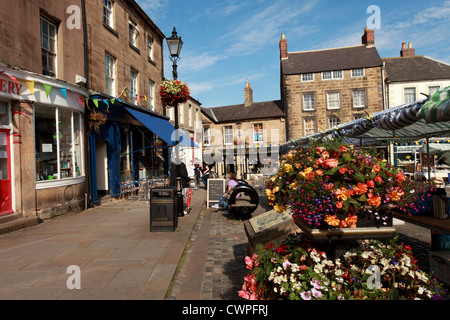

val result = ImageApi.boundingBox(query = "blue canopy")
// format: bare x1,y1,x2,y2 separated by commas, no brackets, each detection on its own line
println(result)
125,107,197,147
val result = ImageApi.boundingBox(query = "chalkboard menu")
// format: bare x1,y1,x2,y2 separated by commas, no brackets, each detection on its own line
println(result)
207,179,225,208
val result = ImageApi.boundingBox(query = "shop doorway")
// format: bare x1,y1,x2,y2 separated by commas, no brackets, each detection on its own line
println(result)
0,129,13,215
96,141,108,195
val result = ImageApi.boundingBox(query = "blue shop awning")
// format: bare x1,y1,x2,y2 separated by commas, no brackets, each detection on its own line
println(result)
125,107,197,147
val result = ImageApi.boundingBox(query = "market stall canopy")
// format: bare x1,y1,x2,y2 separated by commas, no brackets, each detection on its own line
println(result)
419,143,450,154
125,107,197,147
281,86,450,153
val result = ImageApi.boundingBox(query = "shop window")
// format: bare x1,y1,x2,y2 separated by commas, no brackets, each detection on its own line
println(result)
35,105,83,181
0,101,8,125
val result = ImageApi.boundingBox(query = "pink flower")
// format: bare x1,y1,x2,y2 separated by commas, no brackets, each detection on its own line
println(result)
311,288,322,299
245,256,253,270
315,147,324,153
310,279,322,290
324,158,339,168
300,291,311,300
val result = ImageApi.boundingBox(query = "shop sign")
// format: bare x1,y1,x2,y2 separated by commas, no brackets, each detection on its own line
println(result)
0,77,22,96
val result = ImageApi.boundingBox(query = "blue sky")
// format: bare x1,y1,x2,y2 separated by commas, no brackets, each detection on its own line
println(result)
136,0,450,108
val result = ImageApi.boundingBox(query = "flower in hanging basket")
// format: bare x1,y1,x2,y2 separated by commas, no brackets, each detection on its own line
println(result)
159,79,190,107
266,139,433,229
88,110,107,133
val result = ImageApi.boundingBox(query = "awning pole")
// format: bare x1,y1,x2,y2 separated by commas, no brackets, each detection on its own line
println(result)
426,137,431,181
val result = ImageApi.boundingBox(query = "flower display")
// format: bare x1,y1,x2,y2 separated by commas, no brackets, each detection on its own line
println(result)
159,79,190,107
239,234,449,300
88,110,107,133
265,139,432,228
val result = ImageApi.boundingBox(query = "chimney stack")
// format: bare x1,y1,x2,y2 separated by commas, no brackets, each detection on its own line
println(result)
244,82,253,107
400,42,415,57
279,33,288,60
361,27,375,47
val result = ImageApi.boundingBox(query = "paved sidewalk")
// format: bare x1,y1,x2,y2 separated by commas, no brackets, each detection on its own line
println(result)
0,186,437,300
0,188,206,300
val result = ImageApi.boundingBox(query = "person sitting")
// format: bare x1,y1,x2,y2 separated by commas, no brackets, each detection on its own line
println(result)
211,170,238,215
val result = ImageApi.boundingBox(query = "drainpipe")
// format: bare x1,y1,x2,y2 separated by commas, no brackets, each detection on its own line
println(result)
81,0,89,88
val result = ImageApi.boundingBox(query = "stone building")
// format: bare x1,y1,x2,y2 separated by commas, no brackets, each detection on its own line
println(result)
383,42,450,108
201,82,285,177
280,28,385,141
0,0,89,221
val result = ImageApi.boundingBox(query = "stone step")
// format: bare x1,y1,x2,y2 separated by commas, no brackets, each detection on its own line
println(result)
0,215,41,235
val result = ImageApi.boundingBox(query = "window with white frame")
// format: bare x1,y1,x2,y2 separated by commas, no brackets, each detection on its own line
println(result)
327,92,340,109
352,90,365,108
303,93,315,111
428,86,440,96
223,126,233,145
35,105,84,181
148,80,154,110
105,53,115,96
188,104,192,126
404,87,416,104
147,35,154,61
179,104,184,124
129,20,139,47
328,115,340,128
302,73,314,82
253,123,263,143
130,69,138,104
103,0,114,28
40,16,57,77
203,126,211,145
322,70,343,80
304,118,316,136
351,68,364,77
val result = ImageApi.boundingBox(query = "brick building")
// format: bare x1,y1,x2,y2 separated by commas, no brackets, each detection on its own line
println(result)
201,82,285,177
280,28,385,141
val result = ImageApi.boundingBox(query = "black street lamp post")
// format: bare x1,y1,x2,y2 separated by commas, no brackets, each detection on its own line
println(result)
166,27,184,216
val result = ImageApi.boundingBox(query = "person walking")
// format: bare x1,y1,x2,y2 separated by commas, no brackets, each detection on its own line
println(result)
194,163,202,190
211,170,238,215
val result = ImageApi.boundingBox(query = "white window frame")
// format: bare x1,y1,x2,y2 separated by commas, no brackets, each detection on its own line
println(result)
328,115,340,129
103,0,114,28
40,16,57,77
105,53,115,97
147,35,154,61
303,93,315,111
129,20,139,47
404,87,416,104
352,90,366,108
351,68,364,77
322,70,343,80
148,80,154,110
253,123,264,143
327,92,341,110
223,126,233,145
301,73,314,82
428,85,440,96
130,69,138,105
203,126,211,146
303,118,316,136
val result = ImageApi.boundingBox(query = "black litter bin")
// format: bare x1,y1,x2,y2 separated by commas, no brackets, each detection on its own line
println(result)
150,186,177,232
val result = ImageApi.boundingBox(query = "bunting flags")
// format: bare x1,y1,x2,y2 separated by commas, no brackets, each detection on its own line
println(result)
43,83,52,98
25,80,34,95
60,87,67,99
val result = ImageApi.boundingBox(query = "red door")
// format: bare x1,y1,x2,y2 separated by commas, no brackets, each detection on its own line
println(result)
0,129,13,215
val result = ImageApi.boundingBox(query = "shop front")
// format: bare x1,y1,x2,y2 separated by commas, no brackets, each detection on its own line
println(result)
87,94,195,205
0,63,88,219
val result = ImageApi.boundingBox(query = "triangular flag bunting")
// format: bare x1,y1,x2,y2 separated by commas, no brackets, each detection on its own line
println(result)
103,99,109,107
25,80,35,95
43,83,52,98
110,99,115,105
6,73,18,83
93,99,99,108
60,87,67,99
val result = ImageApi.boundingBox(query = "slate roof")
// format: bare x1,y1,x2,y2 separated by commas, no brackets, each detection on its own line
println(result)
281,45,383,75
201,100,284,123
382,56,450,82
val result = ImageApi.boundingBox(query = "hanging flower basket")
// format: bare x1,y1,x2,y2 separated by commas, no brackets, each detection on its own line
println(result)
88,110,107,134
159,79,190,107
266,139,433,232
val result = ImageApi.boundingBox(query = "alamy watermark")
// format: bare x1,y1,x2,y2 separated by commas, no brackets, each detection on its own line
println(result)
367,5,381,30
66,265,81,289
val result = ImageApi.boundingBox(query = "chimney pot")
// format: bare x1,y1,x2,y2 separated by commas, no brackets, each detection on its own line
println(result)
400,42,415,57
